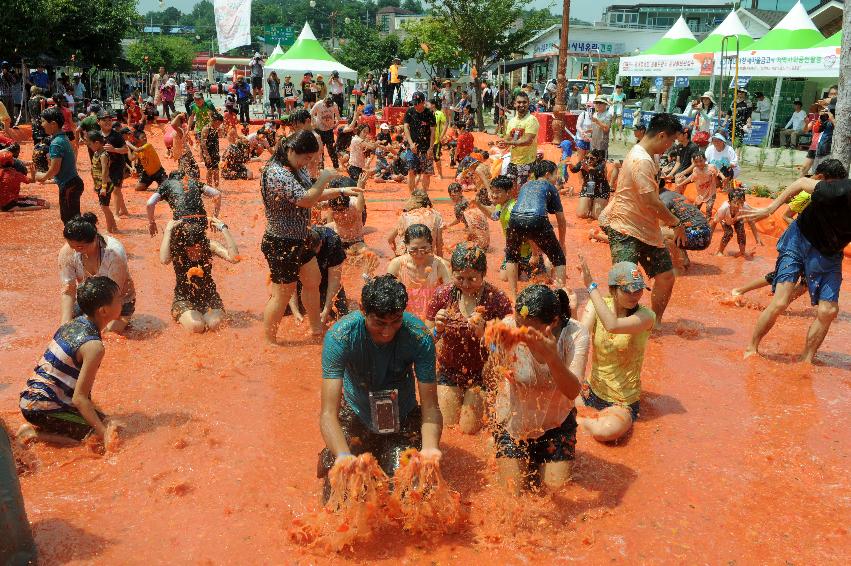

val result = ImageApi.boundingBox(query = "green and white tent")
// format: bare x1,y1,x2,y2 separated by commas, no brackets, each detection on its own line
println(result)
688,11,753,53
643,16,699,55
814,30,841,49
746,1,824,51
263,23,357,82
267,43,285,66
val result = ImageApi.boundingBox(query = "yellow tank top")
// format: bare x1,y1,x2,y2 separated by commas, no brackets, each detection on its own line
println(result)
588,297,654,406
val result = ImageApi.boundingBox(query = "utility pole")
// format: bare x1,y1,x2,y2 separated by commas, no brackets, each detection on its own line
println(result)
551,0,571,144
830,1,851,173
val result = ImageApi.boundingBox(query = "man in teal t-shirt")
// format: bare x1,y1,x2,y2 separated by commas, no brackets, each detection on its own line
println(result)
317,275,442,481
35,107,83,223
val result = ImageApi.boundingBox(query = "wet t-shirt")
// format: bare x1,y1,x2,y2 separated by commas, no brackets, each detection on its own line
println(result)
608,144,665,248
796,178,851,256
313,226,347,297
505,112,539,165
104,128,127,184
403,107,436,152
48,134,78,187
659,190,707,228
322,311,436,430
135,143,162,176
673,142,700,176
511,179,562,219
425,283,512,383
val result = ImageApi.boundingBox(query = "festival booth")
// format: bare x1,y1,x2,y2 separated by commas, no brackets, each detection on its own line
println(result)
262,23,357,103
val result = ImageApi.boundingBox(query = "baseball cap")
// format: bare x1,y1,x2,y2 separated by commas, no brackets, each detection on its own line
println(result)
411,91,425,104
96,109,114,119
380,123,390,130
608,262,649,293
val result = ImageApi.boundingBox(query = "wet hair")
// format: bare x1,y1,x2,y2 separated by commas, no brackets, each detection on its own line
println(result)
271,129,319,171
355,122,371,135
646,113,683,137
87,131,105,144
634,123,647,132
728,188,746,203
531,159,557,179
289,109,311,126
514,91,529,101
63,212,99,242
450,242,487,273
432,99,442,110
490,175,513,191
76,276,119,317
362,274,408,316
588,149,606,162
406,190,432,210
403,223,433,245
41,106,64,128
515,284,571,328
447,182,463,195
210,112,223,122
328,176,355,210
814,159,847,180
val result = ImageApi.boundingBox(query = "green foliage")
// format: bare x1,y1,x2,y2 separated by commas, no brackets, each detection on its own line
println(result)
1,0,136,66
748,184,775,198
756,137,771,171
400,17,463,78
126,36,196,74
601,60,619,85
336,21,415,76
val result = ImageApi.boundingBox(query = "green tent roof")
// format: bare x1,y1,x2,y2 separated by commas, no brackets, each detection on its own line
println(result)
748,1,824,51
267,43,285,65
644,17,699,55
815,31,841,48
688,11,753,53
276,23,337,63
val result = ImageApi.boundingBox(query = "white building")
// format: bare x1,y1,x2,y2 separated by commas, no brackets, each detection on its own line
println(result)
496,23,666,86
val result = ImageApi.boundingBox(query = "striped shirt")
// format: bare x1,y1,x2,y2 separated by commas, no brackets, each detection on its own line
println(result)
261,161,312,239
20,316,101,413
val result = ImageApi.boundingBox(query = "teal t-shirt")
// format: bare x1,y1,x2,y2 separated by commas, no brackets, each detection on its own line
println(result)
48,133,78,187
322,311,436,430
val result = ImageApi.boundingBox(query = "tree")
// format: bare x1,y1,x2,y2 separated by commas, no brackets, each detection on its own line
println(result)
0,0,136,66
428,0,550,128
337,21,415,76
402,0,425,12
401,17,463,79
127,36,196,74
830,1,851,171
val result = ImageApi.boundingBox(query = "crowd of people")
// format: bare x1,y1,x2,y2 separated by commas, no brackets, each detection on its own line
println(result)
2,55,849,528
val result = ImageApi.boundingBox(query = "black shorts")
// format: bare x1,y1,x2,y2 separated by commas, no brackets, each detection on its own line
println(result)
251,76,262,90
140,167,167,188
261,232,316,284
806,149,816,159
347,165,363,181
317,401,422,480
95,182,115,207
437,369,484,390
505,215,566,267
21,408,106,441
494,408,577,464
222,163,249,180
203,157,220,169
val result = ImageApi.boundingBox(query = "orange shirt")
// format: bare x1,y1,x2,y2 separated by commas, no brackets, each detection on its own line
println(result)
607,144,665,248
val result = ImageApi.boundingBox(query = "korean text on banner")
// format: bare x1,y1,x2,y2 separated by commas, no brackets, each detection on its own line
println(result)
214,0,252,54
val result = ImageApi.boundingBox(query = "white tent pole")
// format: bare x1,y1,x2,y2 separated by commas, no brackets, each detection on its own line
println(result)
766,77,783,147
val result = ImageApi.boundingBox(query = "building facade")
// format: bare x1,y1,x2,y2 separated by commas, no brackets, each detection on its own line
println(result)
601,3,733,34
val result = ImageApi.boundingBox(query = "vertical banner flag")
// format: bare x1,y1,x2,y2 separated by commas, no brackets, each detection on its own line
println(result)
214,0,252,54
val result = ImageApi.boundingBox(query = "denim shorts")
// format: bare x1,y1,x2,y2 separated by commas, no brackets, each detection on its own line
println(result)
583,388,640,421
773,221,842,305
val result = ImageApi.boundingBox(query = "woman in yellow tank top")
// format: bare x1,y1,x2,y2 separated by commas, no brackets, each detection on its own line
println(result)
577,256,656,442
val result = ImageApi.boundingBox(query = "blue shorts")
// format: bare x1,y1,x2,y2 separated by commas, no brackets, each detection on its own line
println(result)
773,221,842,306
583,388,640,421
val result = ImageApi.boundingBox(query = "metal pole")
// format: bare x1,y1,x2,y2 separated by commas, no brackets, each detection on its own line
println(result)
765,76,783,148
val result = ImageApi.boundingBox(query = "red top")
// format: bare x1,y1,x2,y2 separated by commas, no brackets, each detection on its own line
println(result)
426,282,513,385
0,165,28,208
456,131,474,161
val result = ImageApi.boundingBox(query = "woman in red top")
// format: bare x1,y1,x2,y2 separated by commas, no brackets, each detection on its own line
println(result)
425,243,513,434
800,110,822,177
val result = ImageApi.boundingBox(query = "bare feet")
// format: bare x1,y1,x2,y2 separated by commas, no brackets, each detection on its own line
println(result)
743,346,759,359
731,289,743,297
16,423,37,446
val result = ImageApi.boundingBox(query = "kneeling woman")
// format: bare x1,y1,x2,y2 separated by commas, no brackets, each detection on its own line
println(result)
425,243,512,434
160,218,240,333
58,213,136,333
492,285,587,494
387,224,451,322
577,257,655,442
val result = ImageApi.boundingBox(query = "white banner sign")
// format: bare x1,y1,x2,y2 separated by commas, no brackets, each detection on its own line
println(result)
618,53,715,77
718,47,840,78
214,0,252,54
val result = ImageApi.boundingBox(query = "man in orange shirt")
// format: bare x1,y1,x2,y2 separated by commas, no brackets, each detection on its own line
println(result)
605,113,685,322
